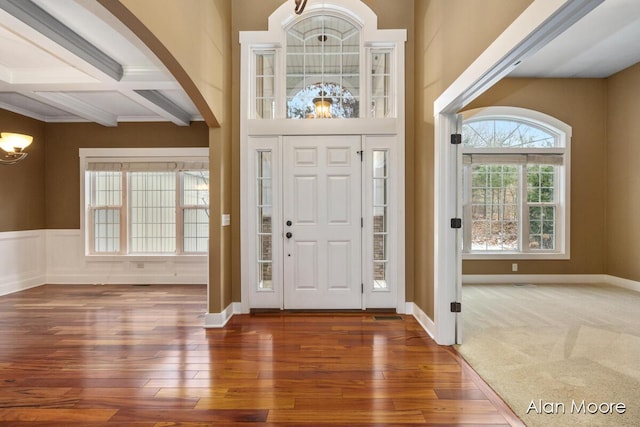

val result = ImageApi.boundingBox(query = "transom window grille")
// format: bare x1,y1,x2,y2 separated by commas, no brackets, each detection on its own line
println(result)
286,14,360,119
371,49,392,118
248,9,399,120
86,161,209,255
255,51,275,119
462,110,569,256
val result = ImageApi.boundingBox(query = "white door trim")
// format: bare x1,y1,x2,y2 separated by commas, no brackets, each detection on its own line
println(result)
243,134,404,311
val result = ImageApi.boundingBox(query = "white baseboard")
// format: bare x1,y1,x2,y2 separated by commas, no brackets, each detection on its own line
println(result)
407,302,436,340
0,274,46,297
45,229,207,285
203,302,241,328
45,274,207,285
604,274,640,293
462,274,607,284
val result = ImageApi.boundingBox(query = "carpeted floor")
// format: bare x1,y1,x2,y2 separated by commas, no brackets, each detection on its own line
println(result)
456,282,640,427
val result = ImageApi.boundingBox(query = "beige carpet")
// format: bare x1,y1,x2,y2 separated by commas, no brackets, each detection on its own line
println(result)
456,283,640,427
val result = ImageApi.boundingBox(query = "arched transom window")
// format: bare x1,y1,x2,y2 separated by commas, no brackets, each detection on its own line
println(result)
286,15,360,119
247,2,400,121
461,107,571,258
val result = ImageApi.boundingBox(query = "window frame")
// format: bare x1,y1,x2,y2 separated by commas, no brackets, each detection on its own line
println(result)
461,107,571,260
80,148,209,259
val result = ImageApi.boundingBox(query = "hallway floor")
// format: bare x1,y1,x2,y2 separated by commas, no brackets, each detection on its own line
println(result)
0,284,521,425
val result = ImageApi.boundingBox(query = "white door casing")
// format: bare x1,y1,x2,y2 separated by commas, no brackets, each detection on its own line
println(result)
240,0,406,314
246,135,402,311
283,136,362,309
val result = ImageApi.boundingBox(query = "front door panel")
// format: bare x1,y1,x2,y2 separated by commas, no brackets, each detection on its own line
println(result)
283,135,362,309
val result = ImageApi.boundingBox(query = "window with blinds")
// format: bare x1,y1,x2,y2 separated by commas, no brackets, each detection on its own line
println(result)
85,160,209,255
461,109,570,257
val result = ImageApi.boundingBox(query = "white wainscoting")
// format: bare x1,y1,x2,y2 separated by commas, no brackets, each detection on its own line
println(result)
0,229,208,296
45,230,208,285
0,230,46,296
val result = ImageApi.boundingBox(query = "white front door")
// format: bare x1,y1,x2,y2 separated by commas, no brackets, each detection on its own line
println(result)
283,135,362,309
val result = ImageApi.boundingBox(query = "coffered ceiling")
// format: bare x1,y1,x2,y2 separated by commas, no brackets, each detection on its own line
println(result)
0,0,201,127
1,0,639,128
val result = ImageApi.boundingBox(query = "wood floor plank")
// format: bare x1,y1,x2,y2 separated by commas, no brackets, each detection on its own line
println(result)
109,408,268,423
267,409,427,424
194,396,295,410
0,408,117,422
0,284,522,425
294,397,397,411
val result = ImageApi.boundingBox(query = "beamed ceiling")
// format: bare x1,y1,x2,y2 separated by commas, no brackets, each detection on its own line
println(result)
0,0,201,127
1,0,639,128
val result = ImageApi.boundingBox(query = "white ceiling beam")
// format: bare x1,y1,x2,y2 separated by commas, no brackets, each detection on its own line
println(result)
129,90,192,126
0,100,50,122
0,0,123,81
32,91,117,126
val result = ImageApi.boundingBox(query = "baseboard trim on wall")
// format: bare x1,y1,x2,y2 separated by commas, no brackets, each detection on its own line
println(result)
203,303,240,328
604,274,640,293
45,275,207,286
0,275,46,297
462,274,607,285
407,302,436,340
462,274,640,293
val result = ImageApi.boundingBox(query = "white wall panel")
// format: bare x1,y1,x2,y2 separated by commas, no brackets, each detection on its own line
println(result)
0,230,46,296
44,230,207,285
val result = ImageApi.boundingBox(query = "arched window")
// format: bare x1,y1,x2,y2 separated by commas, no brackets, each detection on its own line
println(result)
246,1,402,121
286,15,360,119
461,107,571,258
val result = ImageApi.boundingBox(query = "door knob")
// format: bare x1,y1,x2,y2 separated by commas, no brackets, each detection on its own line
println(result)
286,232,293,239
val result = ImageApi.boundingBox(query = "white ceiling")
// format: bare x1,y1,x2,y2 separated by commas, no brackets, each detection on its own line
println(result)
510,0,640,78
1,0,638,128
0,0,201,127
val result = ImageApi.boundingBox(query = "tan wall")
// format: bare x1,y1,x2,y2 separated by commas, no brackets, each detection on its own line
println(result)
105,0,234,312
0,109,46,232
606,62,640,281
101,0,226,127
230,0,416,302
414,0,532,318
230,0,283,302
44,122,208,229
462,78,608,275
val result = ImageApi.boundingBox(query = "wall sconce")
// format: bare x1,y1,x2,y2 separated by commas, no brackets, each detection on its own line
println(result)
313,91,332,118
0,132,33,165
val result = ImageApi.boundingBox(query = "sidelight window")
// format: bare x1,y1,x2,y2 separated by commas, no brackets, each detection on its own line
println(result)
256,151,273,290
372,150,389,289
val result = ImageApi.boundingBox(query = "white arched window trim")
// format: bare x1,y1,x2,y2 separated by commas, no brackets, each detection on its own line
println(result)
461,106,571,260
240,0,406,132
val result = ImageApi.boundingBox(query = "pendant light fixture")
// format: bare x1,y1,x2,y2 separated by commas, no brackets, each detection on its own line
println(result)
0,132,33,165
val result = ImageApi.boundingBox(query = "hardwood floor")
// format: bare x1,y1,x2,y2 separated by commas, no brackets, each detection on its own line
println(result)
0,284,522,426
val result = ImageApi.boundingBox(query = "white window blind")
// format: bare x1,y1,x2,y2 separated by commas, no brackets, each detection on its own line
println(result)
85,157,209,256
463,154,563,165
87,161,209,172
